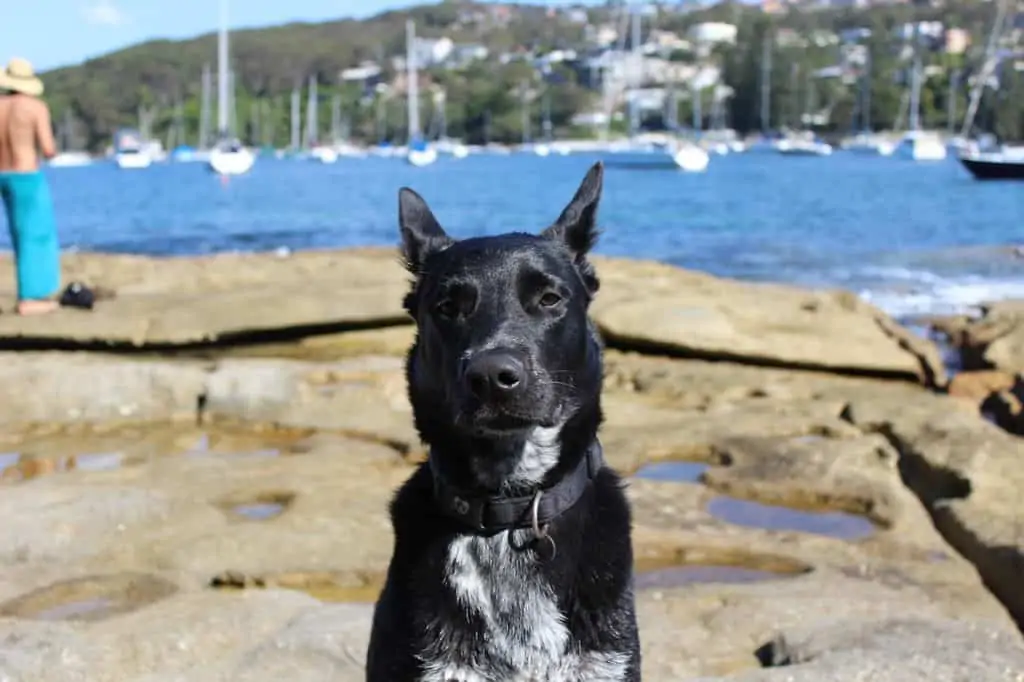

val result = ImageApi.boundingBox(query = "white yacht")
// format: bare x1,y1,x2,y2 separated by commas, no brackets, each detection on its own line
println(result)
775,137,833,156
206,0,255,176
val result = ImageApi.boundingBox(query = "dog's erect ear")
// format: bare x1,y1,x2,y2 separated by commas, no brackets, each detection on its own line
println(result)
542,161,603,261
398,188,454,273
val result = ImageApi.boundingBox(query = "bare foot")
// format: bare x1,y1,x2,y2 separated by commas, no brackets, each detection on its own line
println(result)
16,300,58,316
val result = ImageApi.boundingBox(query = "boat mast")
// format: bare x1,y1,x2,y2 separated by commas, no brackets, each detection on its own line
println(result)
217,0,229,139
331,92,342,145
199,64,211,148
908,36,921,131
960,0,1010,138
305,74,318,148
406,19,420,143
520,82,531,144
628,5,642,137
760,30,772,134
290,86,301,151
862,50,872,132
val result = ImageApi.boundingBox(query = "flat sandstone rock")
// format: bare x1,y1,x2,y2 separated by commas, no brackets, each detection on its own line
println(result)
590,256,943,384
0,251,943,382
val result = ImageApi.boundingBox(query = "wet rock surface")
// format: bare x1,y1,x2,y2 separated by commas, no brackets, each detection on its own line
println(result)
0,251,1020,680
0,251,944,382
928,299,1024,374
0,346,1020,680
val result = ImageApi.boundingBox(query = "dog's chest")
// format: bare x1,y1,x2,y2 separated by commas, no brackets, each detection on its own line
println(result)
417,532,628,682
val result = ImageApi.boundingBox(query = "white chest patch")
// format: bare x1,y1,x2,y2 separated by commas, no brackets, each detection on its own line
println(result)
417,530,629,682
509,425,563,486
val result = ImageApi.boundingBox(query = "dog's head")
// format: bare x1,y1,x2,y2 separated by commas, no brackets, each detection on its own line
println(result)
399,163,605,489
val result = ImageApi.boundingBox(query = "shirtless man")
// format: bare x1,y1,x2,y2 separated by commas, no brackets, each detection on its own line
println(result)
0,57,60,315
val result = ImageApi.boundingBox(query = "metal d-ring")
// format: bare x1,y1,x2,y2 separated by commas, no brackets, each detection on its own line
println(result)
530,490,556,561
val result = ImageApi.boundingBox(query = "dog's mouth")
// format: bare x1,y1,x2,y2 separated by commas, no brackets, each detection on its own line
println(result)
459,402,565,437
469,413,536,436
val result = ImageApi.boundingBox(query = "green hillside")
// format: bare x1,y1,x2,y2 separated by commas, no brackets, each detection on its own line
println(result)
38,0,1022,151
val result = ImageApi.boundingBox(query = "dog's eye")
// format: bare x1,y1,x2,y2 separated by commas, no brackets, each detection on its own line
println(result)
538,292,562,308
435,299,459,318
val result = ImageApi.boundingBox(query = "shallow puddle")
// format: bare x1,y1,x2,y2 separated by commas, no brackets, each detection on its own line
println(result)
0,423,315,483
1,451,127,482
707,496,877,540
281,578,382,603
635,564,793,590
0,573,178,622
281,559,800,601
633,461,709,483
211,570,383,603
35,597,117,621
233,502,286,521
218,491,296,522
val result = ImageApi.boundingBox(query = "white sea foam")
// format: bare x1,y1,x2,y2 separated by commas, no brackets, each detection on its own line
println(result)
858,275,1024,319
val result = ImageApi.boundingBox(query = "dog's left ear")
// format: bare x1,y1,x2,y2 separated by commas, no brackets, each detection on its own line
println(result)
398,187,454,274
542,161,603,261
542,162,602,295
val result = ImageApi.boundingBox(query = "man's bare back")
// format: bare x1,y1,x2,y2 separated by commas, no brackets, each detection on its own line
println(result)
0,93,56,172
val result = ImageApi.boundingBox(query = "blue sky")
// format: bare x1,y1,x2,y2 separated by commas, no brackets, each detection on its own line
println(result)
4,0,602,73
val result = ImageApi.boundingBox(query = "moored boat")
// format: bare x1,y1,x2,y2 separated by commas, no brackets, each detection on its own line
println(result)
959,147,1024,181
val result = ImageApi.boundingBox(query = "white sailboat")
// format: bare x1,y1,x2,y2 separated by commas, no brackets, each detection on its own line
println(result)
775,66,832,157
894,35,947,162
49,110,93,167
405,19,436,167
208,0,255,175
600,5,708,172
305,75,338,163
673,81,710,172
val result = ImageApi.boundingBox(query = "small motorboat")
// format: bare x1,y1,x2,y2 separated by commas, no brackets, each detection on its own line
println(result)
48,151,93,168
406,138,437,167
310,146,339,164
672,142,710,172
114,147,152,169
894,130,947,161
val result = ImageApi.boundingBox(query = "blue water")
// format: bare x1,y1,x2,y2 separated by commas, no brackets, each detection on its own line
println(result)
10,151,1024,318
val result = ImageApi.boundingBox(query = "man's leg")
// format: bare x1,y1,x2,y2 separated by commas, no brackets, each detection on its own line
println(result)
7,172,59,315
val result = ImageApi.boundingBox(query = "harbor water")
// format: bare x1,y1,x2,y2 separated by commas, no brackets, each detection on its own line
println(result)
12,150,1024,320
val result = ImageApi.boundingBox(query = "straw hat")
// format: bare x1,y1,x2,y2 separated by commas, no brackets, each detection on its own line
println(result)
0,57,44,96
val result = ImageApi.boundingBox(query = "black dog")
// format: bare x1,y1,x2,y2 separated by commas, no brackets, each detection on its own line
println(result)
366,162,640,681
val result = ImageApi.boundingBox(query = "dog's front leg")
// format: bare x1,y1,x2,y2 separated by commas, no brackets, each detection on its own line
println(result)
365,584,422,682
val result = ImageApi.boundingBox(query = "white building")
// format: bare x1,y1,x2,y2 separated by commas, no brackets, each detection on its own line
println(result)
687,23,738,46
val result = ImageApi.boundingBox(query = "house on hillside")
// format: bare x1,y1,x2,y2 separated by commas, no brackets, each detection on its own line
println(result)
449,43,489,67
647,29,690,56
944,28,971,55
839,27,873,44
340,61,383,93
687,23,738,46
586,23,620,48
412,36,455,67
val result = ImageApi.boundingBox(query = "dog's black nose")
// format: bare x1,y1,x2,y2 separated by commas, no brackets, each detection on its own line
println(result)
465,351,527,401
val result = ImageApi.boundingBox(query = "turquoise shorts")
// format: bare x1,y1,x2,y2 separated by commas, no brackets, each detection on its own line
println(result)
0,170,60,300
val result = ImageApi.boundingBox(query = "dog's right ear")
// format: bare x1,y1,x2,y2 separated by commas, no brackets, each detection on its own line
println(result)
398,188,454,274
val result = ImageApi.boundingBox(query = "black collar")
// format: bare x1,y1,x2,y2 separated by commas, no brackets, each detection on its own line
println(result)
430,440,603,535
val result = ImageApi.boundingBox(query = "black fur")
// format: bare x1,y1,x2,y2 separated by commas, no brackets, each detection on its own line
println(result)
367,162,641,681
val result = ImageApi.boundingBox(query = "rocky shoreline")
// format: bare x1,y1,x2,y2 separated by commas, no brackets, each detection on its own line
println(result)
0,250,1022,681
